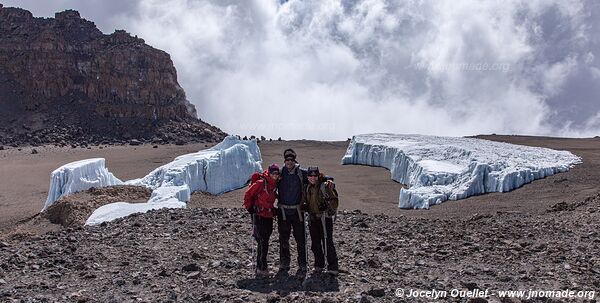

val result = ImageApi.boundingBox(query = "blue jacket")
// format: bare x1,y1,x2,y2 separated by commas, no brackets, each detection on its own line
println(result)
277,164,308,215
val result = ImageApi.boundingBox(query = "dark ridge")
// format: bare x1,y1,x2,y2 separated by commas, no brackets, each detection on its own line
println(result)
0,5,226,146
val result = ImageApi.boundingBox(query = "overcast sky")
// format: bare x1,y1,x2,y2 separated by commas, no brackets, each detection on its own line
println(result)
2,0,599,139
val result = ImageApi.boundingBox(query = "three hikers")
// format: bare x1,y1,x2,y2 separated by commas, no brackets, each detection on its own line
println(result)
243,148,339,278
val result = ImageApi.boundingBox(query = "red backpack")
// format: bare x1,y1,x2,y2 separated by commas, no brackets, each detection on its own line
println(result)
247,172,277,205
249,172,268,192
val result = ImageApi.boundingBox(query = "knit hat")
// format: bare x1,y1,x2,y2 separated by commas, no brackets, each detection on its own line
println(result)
268,163,280,174
306,166,320,176
283,148,297,160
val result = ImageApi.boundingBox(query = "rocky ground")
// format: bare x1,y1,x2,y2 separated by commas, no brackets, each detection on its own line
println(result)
1,192,598,303
0,120,226,149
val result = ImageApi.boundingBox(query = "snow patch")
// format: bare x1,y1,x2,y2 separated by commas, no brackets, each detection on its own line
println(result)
342,133,581,209
85,201,186,226
43,158,123,211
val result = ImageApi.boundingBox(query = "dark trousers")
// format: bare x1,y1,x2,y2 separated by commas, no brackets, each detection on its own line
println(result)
254,215,273,271
308,216,338,271
277,211,307,269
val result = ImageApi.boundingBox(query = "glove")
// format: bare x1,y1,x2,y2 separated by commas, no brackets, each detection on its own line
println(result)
247,206,257,214
318,201,329,211
325,179,335,189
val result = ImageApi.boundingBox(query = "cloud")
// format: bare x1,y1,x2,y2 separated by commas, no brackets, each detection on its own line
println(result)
3,0,600,139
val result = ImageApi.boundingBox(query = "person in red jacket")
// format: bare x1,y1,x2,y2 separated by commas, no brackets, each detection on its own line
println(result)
243,163,280,277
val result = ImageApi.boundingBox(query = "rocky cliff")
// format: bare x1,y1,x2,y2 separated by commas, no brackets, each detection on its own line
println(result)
0,5,225,146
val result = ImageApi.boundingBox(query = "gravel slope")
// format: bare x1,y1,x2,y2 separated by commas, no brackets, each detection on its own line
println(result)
1,193,598,302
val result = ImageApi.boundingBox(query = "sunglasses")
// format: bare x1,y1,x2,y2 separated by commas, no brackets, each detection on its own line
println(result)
284,158,295,162
307,174,318,177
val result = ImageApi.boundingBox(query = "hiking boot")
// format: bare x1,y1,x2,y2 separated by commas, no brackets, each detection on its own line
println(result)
312,267,323,274
326,269,339,276
255,269,270,278
295,267,308,277
275,268,289,277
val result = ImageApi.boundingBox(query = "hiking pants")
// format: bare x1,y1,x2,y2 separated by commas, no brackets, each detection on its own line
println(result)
254,215,273,271
277,211,307,269
308,216,338,271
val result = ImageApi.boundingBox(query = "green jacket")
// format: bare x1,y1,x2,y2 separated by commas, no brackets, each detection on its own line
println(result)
303,178,339,215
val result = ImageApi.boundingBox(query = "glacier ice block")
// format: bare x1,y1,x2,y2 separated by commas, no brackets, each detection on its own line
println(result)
342,133,581,209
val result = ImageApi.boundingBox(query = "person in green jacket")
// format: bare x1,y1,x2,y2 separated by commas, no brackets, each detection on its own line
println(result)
303,166,339,275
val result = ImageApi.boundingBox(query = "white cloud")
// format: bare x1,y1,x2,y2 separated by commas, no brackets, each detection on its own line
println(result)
3,0,600,139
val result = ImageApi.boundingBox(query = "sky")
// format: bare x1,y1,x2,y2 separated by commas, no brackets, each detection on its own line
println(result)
2,0,600,140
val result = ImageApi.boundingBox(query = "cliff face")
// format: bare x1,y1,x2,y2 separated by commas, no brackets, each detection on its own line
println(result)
0,5,224,145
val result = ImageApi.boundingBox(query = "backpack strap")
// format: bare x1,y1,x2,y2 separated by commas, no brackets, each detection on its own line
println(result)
257,175,277,193
319,182,338,220
294,165,304,189
319,183,330,201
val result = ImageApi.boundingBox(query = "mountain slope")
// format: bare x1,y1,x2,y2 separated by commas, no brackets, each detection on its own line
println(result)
0,5,225,146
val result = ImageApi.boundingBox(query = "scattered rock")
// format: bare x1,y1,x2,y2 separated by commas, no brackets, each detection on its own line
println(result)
198,293,211,301
367,258,381,268
359,295,371,303
158,269,170,277
366,288,385,297
182,263,199,272
461,281,479,290
549,201,576,212
129,139,142,146
265,294,280,303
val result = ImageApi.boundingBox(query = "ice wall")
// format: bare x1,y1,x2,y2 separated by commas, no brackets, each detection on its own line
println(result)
130,135,262,195
43,136,263,225
342,134,581,209
43,158,123,211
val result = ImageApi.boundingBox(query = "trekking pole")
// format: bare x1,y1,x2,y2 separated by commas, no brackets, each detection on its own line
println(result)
302,211,310,286
304,211,309,270
251,213,256,274
321,214,328,272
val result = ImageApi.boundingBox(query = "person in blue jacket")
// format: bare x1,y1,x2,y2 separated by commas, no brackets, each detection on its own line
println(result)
277,148,333,276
